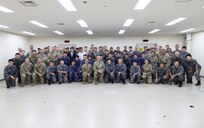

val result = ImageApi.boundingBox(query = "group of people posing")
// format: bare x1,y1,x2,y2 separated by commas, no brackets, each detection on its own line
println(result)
4,43,202,89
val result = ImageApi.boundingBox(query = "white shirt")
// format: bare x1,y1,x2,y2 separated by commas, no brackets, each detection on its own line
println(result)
78,52,87,60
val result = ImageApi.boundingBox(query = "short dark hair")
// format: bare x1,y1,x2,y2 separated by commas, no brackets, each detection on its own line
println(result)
186,54,192,57
8,59,14,62
182,46,187,49
15,53,20,56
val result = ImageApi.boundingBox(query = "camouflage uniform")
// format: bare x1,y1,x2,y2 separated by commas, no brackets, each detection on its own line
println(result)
44,56,54,66
82,63,92,83
4,65,17,88
29,55,37,65
93,61,105,84
158,54,171,67
142,64,153,84
20,62,34,86
33,62,47,84
36,53,46,60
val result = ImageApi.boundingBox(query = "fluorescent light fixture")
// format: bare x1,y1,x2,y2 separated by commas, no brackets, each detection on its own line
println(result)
53,30,64,35
180,28,195,33
29,21,48,28
0,24,10,29
202,6,204,8
119,30,126,34
57,0,77,11
22,31,36,36
86,30,93,35
0,5,14,13
134,0,152,10
123,19,135,27
149,29,160,34
165,17,186,26
77,20,88,28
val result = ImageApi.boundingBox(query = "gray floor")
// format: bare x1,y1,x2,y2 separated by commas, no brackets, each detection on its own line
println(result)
0,79,204,128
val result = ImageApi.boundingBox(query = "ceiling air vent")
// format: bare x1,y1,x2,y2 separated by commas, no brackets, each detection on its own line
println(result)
175,0,192,3
147,21,156,24
57,23,65,25
19,1,38,7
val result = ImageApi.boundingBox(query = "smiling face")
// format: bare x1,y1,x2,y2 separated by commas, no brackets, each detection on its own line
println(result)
174,61,179,67
8,60,14,66
145,60,149,64
60,60,64,65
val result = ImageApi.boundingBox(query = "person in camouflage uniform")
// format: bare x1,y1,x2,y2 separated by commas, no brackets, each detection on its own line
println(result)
29,51,38,65
93,56,105,85
142,60,153,84
149,51,158,80
44,52,55,66
33,58,47,85
82,59,92,84
4,59,18,88
158,49,171,67
46,61,57,85
20,58,34,86
36,48,46,60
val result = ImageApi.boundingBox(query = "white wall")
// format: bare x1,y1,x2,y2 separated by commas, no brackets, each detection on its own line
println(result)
29,35,184,50
0,31,30,79
190,31,204,76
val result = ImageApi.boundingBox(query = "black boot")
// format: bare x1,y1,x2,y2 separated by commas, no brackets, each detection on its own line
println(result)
195,81,201,86
187,79,193,83
48,80,51,85
178,81,183,87
122,79,126,84
7,85,10,89
111,79,114,84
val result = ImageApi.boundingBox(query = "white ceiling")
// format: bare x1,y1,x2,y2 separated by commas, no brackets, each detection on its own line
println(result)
0,0,204,36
